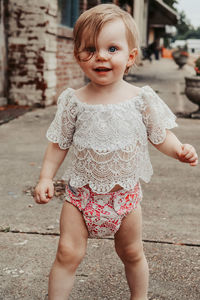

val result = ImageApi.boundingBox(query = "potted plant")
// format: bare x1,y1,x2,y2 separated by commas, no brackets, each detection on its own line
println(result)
194,57,200,76
172,48,189,69
185,56,200,118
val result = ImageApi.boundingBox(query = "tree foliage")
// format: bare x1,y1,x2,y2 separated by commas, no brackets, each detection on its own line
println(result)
175,10,200,40
176,11,192,36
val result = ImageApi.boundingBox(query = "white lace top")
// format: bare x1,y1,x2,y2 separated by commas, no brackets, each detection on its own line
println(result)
46,86,177,194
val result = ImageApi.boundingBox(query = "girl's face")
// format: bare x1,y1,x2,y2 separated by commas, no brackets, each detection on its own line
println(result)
77,18,137,86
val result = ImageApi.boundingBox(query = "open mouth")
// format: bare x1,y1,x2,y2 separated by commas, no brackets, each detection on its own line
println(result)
94,67,112,72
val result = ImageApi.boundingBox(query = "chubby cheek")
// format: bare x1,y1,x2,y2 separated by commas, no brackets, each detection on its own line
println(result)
82,65,95,80
78,59,94,73
78,62,88,74
113,57,128,73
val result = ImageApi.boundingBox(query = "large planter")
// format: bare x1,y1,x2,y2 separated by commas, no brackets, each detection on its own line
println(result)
172,50,188,69
185,76,200,118
173,55,188,68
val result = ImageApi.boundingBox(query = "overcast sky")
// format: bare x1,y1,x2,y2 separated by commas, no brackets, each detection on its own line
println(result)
175,0,200,28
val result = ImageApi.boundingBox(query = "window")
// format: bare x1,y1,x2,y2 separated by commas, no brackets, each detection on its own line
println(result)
58,0,79,27
101,0,113,3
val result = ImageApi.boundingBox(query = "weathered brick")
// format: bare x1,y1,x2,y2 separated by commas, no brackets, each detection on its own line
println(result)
44,70,57,89
7,0,84,106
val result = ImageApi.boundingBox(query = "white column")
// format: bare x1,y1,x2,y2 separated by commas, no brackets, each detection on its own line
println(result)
133,0,149,47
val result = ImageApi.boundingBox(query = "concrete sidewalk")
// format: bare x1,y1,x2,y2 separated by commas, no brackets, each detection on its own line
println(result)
0,58,200,300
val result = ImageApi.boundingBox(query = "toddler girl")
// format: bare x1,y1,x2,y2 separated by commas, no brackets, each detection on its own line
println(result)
34,4,198,300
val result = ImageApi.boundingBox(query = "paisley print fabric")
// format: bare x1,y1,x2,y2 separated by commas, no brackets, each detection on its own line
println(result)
65,183,142,238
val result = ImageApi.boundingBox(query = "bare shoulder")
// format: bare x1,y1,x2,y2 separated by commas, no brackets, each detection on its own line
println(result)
74,86,86,97
73,85,90,103
123,81,141,98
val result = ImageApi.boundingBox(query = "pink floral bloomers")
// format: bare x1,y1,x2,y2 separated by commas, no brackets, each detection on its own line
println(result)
65,183,142,238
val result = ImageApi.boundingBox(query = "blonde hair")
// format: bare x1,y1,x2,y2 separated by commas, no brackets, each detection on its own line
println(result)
73,4,140,64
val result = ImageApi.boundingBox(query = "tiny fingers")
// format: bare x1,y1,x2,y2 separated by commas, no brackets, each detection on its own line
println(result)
34,180,54,204
189,155,198,166
181,144,192,155
34,189,50,204
48,185,54,199
180,144,198,166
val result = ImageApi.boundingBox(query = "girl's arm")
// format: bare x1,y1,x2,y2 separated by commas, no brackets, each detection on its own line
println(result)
35,142,68,204
151,129,198,166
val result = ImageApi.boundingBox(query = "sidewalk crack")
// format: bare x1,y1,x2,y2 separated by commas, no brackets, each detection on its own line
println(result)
1,229,200,247
143,239,200,247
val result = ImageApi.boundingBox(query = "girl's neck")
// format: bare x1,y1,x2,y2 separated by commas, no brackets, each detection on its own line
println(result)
87,79,126,96
75,78,137,105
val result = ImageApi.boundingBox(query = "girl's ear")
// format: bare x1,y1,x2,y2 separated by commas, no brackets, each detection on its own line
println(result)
126,48,138,68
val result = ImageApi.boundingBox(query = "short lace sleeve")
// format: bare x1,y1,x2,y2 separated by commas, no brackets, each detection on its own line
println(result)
138,86,177,144
46,89,77,149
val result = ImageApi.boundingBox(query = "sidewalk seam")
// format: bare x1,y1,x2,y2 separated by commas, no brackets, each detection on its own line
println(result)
1,229,200,247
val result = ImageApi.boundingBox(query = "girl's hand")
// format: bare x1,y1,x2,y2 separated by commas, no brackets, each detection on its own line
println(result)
34,179,54,204
177,144,198,166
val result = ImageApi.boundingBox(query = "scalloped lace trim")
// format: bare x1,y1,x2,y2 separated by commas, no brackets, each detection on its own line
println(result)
46,85,177,193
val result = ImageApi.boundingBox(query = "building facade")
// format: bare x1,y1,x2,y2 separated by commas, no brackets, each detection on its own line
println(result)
0,0,177,107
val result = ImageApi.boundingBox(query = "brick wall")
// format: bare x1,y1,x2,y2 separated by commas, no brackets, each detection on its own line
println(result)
7,0,84,107
56,26,84,100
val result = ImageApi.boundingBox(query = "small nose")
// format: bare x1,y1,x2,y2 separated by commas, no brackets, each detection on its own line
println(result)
96,49,109,61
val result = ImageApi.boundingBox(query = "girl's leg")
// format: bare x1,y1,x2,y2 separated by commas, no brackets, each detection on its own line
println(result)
114,204,149,300
48,201,88,300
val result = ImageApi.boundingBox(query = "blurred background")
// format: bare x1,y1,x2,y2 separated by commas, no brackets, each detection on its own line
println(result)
0,0,200,109
1,3,200,299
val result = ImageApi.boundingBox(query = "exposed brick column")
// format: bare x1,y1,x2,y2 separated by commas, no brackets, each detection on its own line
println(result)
7,0,54,106
7,0,85,107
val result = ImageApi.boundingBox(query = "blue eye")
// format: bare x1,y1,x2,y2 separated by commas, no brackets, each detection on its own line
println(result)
109,46,117,53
